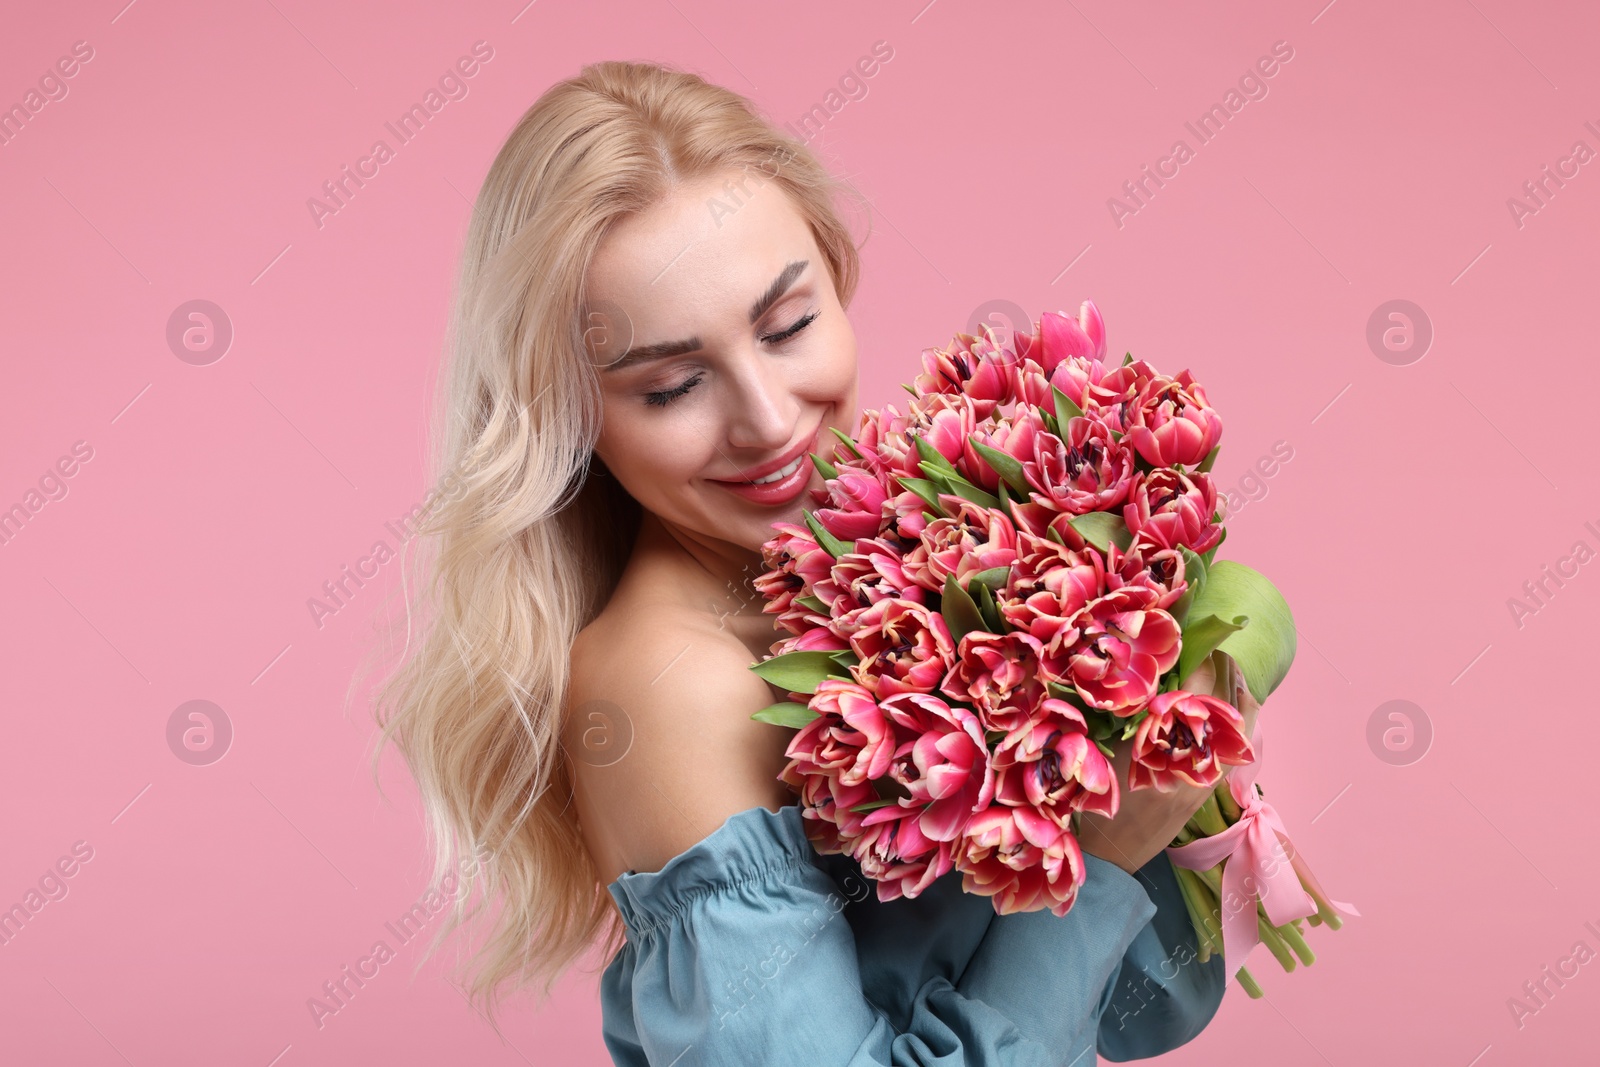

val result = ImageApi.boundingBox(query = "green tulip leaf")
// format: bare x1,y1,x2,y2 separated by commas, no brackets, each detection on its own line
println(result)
1172,546,1209,623
942,572,987,645
973,580,1004,632
896,476,947,517
946,478,1001,510
1179,560,1296,702
750,701,820,728
968,566,1011,594
913,434,959,477
1176,613,1247,688
749,649,845,694
969,436,1031,495
830,426,864,459
1052,384,1085,429
1069,511,1132,554
803,511,850,558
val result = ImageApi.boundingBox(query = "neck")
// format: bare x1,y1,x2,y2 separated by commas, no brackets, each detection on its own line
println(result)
642,510,769,615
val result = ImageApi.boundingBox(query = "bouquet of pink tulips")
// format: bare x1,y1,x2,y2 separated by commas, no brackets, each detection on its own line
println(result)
748,301,1356,994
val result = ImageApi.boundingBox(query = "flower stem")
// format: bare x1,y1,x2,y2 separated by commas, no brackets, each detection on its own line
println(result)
1191,793,1229,837
1297,873,1344,930
1171,862,1215,963
1215,781,1242,823
1235,965,1264,999
1174,866,1224,963
1256,913,1297,972
1192,860,1225,898
1277,918,1316,967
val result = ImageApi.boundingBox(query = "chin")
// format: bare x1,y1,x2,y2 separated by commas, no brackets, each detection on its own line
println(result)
739,503,801,547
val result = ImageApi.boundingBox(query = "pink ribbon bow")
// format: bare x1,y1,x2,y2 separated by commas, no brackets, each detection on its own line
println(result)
1164,721,1359,974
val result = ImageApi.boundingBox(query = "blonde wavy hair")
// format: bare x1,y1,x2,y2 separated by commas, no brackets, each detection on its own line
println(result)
359,59,867,1029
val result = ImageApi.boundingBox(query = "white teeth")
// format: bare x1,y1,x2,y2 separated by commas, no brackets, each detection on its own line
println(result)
751,456,803,484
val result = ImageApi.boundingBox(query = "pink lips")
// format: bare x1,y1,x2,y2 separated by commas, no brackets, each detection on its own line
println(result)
708,426,822,507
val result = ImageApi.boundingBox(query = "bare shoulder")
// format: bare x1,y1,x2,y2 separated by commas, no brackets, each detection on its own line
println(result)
565,592,794,886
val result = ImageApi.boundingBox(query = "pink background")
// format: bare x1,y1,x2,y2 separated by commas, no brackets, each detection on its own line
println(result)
2,1,1596,1063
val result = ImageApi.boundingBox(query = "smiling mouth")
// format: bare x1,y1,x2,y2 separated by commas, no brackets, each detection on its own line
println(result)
746,454,807,485
711,424,823,486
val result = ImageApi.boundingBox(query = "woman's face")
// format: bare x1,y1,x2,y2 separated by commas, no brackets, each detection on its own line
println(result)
585,168,860,554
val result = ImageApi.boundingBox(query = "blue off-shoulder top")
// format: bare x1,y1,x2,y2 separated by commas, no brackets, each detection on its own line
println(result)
601,804,1224,1066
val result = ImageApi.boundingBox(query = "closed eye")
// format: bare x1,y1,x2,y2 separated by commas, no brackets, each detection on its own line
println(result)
642,310,820,408
644,372,703,408
762,309,819,345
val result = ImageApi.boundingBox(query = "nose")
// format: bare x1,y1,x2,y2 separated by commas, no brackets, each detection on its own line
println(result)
724,348,800,453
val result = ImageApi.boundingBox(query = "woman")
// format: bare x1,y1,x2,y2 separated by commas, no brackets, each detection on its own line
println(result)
371,59,1257,1065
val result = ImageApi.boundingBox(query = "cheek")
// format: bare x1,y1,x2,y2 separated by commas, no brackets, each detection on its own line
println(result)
596,402,708,488
811,321,859,399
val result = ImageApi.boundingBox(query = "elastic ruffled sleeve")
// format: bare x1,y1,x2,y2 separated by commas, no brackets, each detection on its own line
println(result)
600,805,1158,1067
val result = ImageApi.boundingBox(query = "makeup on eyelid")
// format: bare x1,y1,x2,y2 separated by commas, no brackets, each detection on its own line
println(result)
642,309,820,407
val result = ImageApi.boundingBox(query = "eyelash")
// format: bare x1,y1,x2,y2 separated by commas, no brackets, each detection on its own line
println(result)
642,310,821,408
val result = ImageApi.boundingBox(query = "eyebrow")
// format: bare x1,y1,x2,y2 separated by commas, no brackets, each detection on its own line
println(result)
598,259,810,372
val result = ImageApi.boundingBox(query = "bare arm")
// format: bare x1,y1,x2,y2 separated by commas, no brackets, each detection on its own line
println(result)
565,613,793,883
